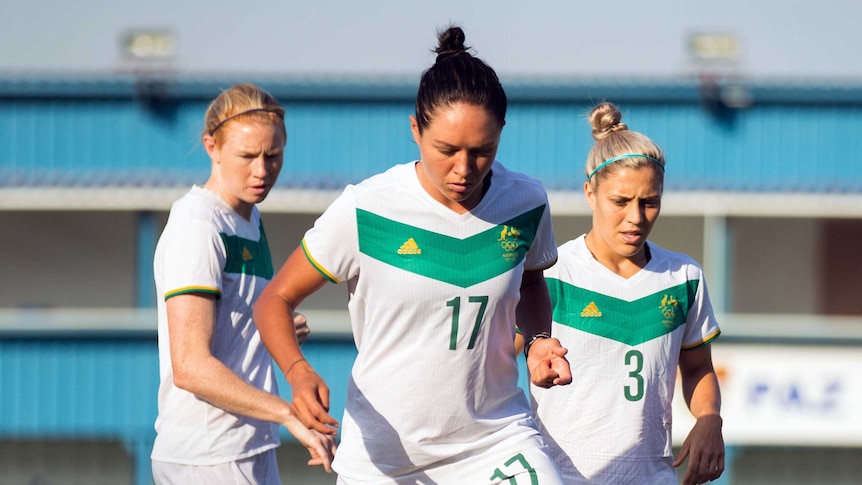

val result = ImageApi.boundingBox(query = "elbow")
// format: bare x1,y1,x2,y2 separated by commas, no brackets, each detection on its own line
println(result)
171,363,200,394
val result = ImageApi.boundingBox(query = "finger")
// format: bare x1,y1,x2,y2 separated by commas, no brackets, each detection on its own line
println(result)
300,393,339,429
329,436,338,457
528,363,558,388
292,397,337,432
713,455,726,478
682,458,701,485
672,440,690,468
550,356,572,385
308,443,333,473
306,416,339,434
310,407,340,428
318,385,331,412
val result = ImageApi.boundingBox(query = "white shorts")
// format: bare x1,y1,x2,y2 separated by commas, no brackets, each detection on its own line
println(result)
336,432,564,485
152,449,280,485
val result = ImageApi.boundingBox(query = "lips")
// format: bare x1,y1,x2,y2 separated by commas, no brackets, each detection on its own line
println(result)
620,230,643,244
448,181,470,194
249,184,269,195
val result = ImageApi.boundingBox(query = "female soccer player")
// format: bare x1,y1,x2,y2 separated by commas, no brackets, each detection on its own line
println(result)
254,26,572,484
151,83,335,484
530,101,724,485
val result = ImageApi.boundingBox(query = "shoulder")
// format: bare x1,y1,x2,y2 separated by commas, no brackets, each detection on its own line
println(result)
354,162,413,189
649,243,706,278
168,187,222,223
544,236,587,277
334,162,417,210
160,188,227,244
492,162,548,196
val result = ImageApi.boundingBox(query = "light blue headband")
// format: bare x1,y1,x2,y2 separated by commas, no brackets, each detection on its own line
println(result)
587,153,665,181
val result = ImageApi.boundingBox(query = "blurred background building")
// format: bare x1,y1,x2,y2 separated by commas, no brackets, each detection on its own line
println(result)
2,1,862,484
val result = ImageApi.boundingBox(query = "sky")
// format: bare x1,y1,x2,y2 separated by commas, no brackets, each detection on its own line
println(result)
2,0,862,82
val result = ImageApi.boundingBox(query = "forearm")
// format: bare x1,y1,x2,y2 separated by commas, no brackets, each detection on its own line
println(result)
175,354,294,426
685,370,722,419
680,345,722,418
254,291,306,379
516,270,552,339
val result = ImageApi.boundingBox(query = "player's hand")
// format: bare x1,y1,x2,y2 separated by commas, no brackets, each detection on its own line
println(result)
287,362,340,434
526,337,572,388
283,414,338,473
293,311,310,345
673,414,724,485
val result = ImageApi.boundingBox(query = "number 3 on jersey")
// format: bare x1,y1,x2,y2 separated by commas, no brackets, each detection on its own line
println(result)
624,349,645,401
446,295,489,350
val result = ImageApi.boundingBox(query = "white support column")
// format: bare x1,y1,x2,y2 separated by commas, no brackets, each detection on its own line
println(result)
703,215,731,314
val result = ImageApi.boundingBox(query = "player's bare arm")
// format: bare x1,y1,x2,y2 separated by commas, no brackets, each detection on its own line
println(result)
517,269,572,387
254,245,339,434
674,344,724,485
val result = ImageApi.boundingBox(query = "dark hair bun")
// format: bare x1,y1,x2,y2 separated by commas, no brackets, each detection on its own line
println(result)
435,26,469,62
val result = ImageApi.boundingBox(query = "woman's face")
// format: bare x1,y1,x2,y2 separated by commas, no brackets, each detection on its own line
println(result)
411,102,502,213
203,121,285,219
585,166,662,265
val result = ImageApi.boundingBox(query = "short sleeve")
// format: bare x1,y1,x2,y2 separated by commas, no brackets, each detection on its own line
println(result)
681,266,721,349
159,220,226,300
524,197,558,271
301,186,360,284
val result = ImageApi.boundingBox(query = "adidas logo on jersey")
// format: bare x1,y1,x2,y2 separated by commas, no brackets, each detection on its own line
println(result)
580,302,602,317
397,237,422,255
242,247,253,261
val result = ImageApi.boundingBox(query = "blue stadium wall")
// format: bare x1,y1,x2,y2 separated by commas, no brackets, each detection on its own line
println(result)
2,75,862,484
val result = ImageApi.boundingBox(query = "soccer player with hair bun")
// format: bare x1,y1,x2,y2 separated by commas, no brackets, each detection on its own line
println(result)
528,101,724,485
255,26,572,484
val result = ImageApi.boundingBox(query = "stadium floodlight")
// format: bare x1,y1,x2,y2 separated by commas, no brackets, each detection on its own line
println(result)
688,32,739,62
121,30,176,60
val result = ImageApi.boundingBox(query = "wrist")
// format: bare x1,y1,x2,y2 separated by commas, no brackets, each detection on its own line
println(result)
524,332,551,358
284,357,308,380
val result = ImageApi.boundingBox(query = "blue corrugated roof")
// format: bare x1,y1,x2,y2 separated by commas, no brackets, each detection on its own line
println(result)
1,75,861,193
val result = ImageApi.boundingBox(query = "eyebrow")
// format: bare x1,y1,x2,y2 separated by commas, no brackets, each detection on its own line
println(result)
432,140,496,151
237,147,284,156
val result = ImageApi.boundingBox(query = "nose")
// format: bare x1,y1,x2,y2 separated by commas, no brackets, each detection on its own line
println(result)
452,151,473,177
627,202,644,224
251,156,269,179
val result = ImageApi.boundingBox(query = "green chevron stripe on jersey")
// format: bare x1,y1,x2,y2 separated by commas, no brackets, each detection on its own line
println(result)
546,278,699,345
219,223,274,279
357,205,545,288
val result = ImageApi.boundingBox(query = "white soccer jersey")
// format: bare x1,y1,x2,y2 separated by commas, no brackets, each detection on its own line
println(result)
531,235,720,484
151,186,280,465
302,161,558,482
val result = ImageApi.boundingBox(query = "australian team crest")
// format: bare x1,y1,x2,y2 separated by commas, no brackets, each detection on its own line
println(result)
659,294,679,327
498,225,521,262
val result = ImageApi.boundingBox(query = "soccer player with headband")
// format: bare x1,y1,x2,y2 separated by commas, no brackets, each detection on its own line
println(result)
528,101,725,485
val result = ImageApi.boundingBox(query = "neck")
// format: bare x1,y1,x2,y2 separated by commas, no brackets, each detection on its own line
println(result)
583,232,649,278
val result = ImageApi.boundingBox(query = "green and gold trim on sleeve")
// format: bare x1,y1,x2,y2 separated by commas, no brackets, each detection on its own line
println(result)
302,239,342,284
219,221,274,280
546,278,700,346
356,205,545,288
164,286,221,300
682,328,722,349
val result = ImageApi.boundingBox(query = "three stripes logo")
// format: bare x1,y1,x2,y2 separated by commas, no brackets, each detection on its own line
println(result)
242,247,254,261
580,302,602,317
397,237,422,255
